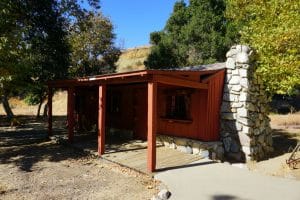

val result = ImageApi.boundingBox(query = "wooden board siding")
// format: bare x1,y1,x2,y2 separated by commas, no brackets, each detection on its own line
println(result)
157,86,209,140
205,70,225,141
156,70,225,141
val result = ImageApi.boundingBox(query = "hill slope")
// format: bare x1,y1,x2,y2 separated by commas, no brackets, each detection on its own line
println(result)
116,46,151,73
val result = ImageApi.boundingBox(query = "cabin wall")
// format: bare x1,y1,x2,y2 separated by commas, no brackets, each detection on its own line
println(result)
205,70,225,141
106,84,147,140
157,86,210,141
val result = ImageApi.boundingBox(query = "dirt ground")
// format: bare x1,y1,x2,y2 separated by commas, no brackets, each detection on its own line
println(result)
248,114,300,180
1,96,300,198
0,116,158,200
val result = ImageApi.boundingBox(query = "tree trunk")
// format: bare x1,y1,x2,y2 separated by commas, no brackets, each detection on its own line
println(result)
36,100,43,118
43,102,48,118
1,94,14,119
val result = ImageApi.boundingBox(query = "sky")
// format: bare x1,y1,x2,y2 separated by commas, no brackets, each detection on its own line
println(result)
100,0,179,49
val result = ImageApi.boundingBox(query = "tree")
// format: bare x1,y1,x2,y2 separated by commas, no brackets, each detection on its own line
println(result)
68,12,121,77
0,0,30,118
23,0,71,117
226,0,300,95
145,0,236,69
0,0,108,118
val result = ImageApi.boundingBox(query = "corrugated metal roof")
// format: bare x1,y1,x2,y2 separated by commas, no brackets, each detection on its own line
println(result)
161,62,226,71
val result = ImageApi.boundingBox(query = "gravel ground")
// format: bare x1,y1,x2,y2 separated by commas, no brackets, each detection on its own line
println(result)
0,116,158,200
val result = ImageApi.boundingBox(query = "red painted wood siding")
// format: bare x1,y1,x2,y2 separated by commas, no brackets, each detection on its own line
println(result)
205,70,225,141
157,70,225,141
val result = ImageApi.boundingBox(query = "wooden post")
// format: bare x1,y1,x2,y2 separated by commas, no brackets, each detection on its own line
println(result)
147,82,157,172
98,84,106,155
67,87,75,143
48,87,53,137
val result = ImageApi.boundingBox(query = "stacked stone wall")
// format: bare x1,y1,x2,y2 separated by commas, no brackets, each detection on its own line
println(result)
220,45,273,161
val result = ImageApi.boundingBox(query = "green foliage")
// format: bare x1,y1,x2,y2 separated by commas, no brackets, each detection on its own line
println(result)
69,12,121,77
145,0,236,69
226,0,300,95
0,0,119,116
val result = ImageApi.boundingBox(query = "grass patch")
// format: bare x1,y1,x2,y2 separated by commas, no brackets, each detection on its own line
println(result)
270,112,300,127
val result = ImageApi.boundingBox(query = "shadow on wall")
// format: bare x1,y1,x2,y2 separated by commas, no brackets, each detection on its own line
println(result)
220,82,246,163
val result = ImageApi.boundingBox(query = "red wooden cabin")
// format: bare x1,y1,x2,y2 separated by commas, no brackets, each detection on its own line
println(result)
47,63,225,172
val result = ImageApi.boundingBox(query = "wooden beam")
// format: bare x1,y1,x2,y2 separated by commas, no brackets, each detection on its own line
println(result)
147,82,157,172
47,87,53,137
153,75,208,89
98,84,106,155
67,87,75,143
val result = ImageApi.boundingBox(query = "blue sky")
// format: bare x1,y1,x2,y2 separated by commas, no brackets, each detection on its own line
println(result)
100,0,179,49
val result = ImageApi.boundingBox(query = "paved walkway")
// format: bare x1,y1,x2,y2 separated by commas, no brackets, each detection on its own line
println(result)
155,159,300,200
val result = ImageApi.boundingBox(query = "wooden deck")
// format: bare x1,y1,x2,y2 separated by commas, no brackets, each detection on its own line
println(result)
102,141,202,173
71,135,202,174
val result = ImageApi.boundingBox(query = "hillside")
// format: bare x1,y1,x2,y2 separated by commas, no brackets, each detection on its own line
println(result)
116,46,151,73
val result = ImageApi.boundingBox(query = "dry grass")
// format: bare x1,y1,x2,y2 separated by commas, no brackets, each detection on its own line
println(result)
270,112,300,127
116,46,151,73
0,90,67,116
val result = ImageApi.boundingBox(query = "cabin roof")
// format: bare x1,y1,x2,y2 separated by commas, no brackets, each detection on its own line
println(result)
48,62,225,88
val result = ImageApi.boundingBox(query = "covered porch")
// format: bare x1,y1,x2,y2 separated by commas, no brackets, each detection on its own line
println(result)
47,67,225,172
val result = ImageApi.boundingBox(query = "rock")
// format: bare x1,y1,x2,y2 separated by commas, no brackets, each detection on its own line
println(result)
192,143,200,155
232,69,239,75
236,52,249,64
242,146,251,156
230,139,240,153
240,78,249,88
238,132,250,146
239,92,248,101
229,75,240,85
232,85,242,92
157,189,172,200
226,48,237,58
186,146,193,154
216,146,225,160
236,45,250,53
221,113,236,120
200,150,209,158
237,108,248,117
239,69,248,77
226,57,236,69
223,137,232,152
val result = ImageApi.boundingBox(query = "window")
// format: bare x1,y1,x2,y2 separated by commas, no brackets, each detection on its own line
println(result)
165,89,192,120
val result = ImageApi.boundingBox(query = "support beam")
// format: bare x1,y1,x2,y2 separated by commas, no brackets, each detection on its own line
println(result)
67,87,75,143
153,75,208,89
147,82,157,172
47,87,53,137
98,84,106,156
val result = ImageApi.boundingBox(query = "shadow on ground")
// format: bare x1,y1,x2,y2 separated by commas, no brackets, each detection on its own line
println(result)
270,129,299,158
0,115,88,172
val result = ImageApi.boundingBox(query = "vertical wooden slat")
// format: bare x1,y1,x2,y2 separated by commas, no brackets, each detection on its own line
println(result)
48,87,53,137
206,70,225,141
98,84,106,155
147,82,157,172
67,87,75,143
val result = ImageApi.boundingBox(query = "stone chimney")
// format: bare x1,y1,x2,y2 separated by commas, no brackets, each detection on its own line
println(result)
220,45,273,161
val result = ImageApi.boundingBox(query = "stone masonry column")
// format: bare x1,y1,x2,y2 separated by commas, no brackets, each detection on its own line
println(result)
220,45,273,161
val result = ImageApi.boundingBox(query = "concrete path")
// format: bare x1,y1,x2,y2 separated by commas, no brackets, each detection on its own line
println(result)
155,159,300,200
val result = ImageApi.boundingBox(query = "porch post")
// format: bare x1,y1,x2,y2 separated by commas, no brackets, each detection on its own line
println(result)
48,87,53,137
98,84,106,155
147,82,157,172
67,87,75,143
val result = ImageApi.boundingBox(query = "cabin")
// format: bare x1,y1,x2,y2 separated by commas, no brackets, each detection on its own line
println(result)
47,63,225,172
